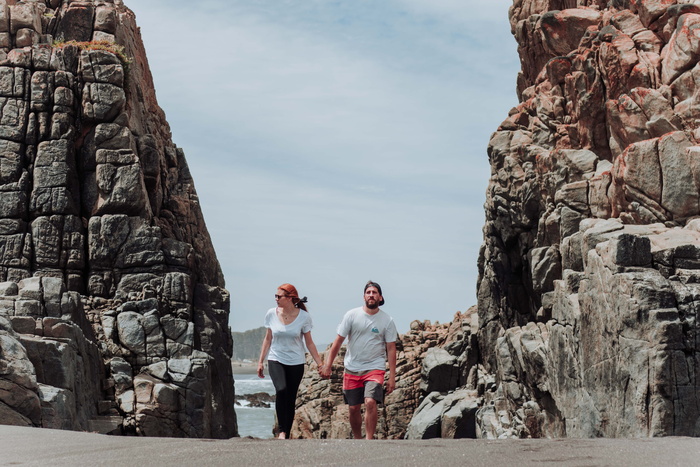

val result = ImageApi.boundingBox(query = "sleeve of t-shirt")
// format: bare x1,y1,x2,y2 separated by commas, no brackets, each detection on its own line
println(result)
384,318,397,343
302,312,313,333
264,309,272,329
336,310,352,337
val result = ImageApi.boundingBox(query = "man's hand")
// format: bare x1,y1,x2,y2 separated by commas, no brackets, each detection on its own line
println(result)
385,375,396,395
321,335,345,379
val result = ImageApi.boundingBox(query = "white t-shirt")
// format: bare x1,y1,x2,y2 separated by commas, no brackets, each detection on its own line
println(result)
337,307,397,372
264,307,313,365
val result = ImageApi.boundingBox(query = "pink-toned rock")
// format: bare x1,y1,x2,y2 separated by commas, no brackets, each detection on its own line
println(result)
654,4,700,42
599,29,639,98
539,9,602,57
630,0,676,28
613,138,661,208
633,30,663,54
661,13,700,85
606,95,651,155
611,9,647,37
629,86,680,137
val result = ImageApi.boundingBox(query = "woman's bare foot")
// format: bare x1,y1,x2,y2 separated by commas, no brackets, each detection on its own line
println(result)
277,432,286,440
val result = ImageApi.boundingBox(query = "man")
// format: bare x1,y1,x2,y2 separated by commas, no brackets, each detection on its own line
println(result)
320,280,397,439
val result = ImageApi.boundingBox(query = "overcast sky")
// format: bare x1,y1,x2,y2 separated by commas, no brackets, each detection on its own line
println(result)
126,0,520,345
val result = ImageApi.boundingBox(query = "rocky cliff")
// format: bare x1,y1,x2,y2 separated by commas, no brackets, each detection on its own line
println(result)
474,0,700,438
0,0,236,438
294,0,700,440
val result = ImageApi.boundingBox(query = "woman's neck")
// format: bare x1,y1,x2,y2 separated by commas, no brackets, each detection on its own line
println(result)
279,304,297,313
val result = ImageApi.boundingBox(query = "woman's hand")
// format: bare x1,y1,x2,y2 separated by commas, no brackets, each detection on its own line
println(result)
257,362,265,378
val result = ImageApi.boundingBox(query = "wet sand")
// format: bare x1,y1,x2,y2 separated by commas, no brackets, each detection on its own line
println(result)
0,425,698,467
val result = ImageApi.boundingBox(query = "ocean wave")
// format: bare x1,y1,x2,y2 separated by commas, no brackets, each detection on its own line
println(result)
235,375,275,396
235,399,276,408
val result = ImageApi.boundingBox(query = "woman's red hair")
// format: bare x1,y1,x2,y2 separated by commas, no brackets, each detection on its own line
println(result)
278,283,308,311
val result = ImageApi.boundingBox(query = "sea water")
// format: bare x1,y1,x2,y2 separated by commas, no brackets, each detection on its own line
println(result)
234,373,275,438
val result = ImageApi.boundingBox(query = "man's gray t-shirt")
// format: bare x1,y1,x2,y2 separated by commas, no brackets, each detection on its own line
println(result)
337,307,397,372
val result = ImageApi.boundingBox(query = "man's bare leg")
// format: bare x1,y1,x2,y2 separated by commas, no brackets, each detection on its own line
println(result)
348,404,363,439
364,398,377,439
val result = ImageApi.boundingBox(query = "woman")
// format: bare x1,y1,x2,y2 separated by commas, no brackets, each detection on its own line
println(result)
257,283,323,439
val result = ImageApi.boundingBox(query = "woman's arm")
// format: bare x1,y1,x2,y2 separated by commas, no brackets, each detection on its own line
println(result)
257,328,273,378
303,331,323,368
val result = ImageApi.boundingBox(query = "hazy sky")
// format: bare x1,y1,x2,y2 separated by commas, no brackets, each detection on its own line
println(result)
126,0,520,345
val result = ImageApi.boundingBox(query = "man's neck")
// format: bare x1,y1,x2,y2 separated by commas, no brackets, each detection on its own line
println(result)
363,305,380,315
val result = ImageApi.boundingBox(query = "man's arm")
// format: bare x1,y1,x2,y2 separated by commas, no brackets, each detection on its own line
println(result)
320,334,345,378
385,341,396,394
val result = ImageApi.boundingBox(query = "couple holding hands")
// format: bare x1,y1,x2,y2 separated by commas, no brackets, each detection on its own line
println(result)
257,281,397,440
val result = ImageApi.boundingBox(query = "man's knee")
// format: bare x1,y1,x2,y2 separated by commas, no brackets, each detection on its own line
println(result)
364,398,377,409
349,404,362,415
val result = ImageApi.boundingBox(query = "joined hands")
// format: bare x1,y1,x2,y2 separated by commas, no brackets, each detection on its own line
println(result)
319,364,332,379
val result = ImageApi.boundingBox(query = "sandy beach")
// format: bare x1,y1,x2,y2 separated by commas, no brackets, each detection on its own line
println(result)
0,425,698,466
232,361,259,376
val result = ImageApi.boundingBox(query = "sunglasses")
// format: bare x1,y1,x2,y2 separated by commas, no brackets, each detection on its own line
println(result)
274,294,288,299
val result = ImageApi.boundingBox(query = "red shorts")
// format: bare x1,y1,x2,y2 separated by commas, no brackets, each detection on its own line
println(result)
343,370,385,405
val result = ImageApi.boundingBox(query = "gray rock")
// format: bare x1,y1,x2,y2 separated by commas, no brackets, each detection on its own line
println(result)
79,50,124,86
658,132,698,218
420,348,458,394
441,389,480,439
528,245,562,294
38,384,76,430
596,233,652,270
116,311,145,355
405,392,444,439
142,360,168,381
117,389,134,413
0,332,41,425
82,82,125,122
0,281,18,296
110,357,133,395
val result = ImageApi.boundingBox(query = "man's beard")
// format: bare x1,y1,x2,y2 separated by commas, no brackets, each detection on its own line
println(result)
365,301,379,309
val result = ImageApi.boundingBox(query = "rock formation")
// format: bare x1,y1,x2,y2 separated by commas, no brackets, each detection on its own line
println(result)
475,0,700,438
0,0,236,438
235,392,274,409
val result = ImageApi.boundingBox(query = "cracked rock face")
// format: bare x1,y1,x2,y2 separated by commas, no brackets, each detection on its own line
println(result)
0,0,236,438
478,0,700,438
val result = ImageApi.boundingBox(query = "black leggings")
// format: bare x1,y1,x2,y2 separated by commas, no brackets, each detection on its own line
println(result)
268,360,305,437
